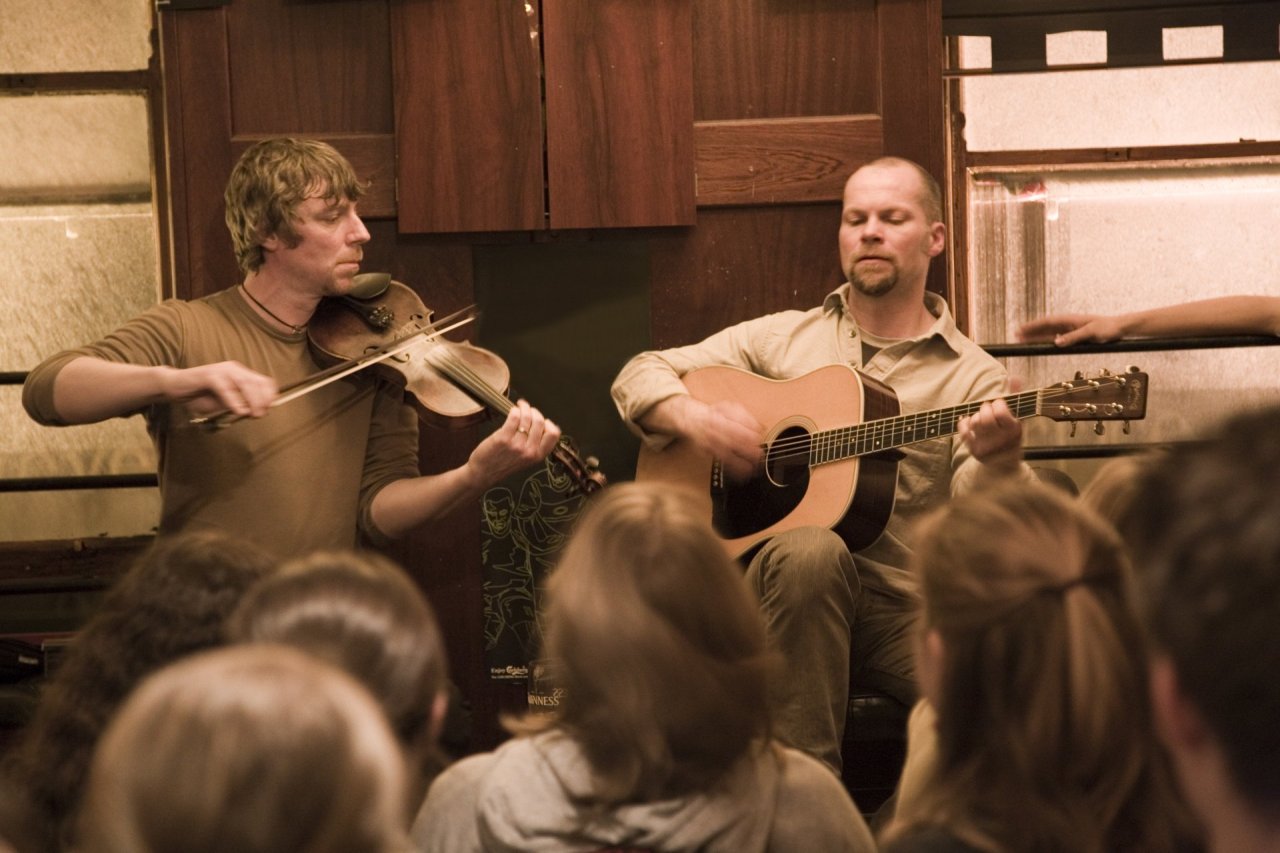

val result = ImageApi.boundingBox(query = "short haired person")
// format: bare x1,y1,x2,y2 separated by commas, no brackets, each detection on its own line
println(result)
77,644,412,853
413,483,876,851
1128,405,1280,852
226,549,453,808
23,138,558,558
611,157,1028,773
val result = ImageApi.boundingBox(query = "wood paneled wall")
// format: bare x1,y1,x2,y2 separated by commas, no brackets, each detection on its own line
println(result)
159,0,944,751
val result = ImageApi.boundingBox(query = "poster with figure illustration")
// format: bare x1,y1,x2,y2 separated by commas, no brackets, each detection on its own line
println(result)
482,455,589,680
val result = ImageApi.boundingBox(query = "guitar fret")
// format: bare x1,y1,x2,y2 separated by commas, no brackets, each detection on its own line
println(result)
813,388,1066,463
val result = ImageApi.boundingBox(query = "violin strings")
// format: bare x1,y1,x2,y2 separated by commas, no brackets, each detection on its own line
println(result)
423,345,514,414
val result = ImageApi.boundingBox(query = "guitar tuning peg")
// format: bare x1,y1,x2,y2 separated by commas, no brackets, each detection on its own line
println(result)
1094,421,1105,436
1122,420,1131,435
1098,367,1112,377
1073,370,1084,381
1069,422,1078,438
1126,365,1140,373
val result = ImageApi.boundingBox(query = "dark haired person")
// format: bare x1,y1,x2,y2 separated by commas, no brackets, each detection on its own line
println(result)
1129,405,1280,853
228,549,453,809
0,533,274,853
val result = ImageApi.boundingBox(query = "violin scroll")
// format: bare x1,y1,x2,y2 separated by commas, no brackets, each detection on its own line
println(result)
551,437,607,495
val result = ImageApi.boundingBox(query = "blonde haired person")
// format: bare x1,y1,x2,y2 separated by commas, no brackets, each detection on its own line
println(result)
881,481,1195,853
24,137,558,560
78,644,411,853
413,482,875,852
226,550,454,809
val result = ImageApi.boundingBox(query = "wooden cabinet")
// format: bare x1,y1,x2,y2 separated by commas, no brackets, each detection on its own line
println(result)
393,0,695,232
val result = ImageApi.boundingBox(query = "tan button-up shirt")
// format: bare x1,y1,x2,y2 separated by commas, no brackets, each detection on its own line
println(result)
612,286,1022,598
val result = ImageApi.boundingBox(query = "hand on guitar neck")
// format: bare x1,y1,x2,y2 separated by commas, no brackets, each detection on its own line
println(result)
956,378,1025,473
639,394,765,481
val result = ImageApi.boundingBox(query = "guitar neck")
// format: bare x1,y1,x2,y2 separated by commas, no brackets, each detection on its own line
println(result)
811,390,1040,463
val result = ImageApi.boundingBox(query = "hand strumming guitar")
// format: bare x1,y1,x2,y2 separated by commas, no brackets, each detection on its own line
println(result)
639,394,763,482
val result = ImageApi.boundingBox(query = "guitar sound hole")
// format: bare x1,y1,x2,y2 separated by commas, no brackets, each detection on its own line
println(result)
712,426,811,540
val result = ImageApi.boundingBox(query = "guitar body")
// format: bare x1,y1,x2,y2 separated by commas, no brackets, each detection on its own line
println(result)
636,364,900,559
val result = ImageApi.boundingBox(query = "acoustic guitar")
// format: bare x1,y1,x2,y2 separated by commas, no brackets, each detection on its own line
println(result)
635,364,1148,559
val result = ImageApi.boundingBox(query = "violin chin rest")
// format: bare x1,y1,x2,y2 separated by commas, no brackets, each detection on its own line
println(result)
350,272,392,300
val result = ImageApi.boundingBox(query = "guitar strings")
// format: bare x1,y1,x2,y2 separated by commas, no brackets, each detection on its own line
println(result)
757,385,1089,458
755,383,1129,463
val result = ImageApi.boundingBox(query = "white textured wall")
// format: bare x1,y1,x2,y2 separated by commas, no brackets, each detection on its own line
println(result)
0,0,152,73
1,0,161,539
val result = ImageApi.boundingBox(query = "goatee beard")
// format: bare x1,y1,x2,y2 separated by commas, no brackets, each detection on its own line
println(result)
851,270,898,297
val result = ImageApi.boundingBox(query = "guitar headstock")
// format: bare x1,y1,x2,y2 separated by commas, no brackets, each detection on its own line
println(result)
1038,367,1148,429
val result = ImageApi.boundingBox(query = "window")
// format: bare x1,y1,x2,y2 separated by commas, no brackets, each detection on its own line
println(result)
948,27,1280,487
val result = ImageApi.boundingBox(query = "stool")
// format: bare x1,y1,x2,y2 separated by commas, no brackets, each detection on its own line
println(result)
840,686,909,817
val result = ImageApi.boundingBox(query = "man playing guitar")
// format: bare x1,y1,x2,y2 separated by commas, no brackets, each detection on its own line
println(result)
611,157,1028,776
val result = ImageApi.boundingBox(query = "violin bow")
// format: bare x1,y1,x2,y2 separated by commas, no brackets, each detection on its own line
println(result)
190,305,479,429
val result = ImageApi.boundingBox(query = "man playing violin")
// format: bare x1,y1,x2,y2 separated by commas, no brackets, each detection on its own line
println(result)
24,137,559,558
611,157,1028,776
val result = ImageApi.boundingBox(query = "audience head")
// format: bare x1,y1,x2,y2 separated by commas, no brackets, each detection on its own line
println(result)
226,550,449,800
516,482,772,802
0,531,273,853
78,645,409,853
1128,405,1280,841
1077,450,1165,540
224,137,364,273
898,480,1186,851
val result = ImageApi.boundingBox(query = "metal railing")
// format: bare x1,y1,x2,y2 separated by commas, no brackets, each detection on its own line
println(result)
3,332,1277,490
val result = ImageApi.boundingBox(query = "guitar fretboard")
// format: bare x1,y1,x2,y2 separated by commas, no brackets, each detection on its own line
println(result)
809,390,1041,464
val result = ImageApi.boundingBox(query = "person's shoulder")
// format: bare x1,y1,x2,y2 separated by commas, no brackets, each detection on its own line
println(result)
769,745,876,851
137,288,236,325
189,286,245,317
773,744,843,785
413,751,499,852
771,745,862,813
415,751,500,825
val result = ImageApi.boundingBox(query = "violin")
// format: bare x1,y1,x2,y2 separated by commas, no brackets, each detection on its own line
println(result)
306,278,607,496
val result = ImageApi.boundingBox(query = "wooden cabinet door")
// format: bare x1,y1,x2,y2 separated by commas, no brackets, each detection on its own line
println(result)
392,0,697,232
